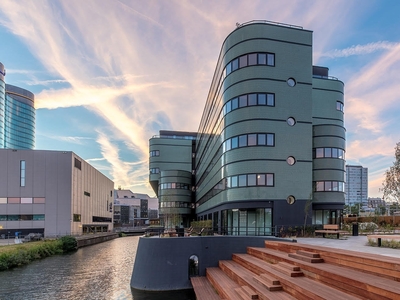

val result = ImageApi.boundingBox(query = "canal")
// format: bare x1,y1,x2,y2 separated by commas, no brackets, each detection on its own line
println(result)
0,236,196,300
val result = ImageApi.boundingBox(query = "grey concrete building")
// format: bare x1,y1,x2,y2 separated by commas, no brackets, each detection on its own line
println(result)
149,20,346,233
0,149,114,237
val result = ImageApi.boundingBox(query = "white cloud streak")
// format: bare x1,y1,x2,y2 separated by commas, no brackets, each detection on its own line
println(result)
322,41,400,58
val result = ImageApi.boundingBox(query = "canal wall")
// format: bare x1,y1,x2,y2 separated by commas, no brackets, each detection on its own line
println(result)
76,233,119,248
131,236,295,291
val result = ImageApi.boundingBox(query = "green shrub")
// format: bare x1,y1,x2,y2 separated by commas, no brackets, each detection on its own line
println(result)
59,236,78,253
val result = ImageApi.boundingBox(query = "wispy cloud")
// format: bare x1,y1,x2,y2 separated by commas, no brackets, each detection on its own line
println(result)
322,41,400,58
49,135,94,144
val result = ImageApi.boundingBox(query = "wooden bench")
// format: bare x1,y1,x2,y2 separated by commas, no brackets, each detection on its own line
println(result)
314,224,347,239
367,234,400,247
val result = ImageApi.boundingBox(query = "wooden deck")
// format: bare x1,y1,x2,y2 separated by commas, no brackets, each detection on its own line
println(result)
367,234,400,246
190,239,400,299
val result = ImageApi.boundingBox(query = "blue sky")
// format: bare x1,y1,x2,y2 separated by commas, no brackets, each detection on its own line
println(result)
1,0,400,198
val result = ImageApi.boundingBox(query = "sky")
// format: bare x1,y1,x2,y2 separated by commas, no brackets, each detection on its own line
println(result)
1,0,399,199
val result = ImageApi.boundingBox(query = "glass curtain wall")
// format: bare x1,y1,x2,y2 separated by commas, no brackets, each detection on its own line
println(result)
223,208,272,236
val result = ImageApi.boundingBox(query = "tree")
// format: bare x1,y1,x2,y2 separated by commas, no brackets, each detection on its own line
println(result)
382,142,400,203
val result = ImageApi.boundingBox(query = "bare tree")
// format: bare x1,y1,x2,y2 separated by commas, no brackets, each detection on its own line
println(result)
382,142,400,203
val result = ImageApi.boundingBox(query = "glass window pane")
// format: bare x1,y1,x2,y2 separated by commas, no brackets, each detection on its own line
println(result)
231,137,238,149
316,182,324,191
267,94,275,106
324,148,332,157
332,181,338,191
226,101,231,114
232,58,238,71
248,174,256,186
266,174,274,186
248,53,257,65
332,148,338,158
226,63,231,75
239,95,247,107
21,198,33,204
225,139,231,151
267,134,274,146
239,55,247,68
239,135,247,147
325,181,332,191
257,174,265,185
231,98,238,110
248,134,257,146
238,175,246,187
231,176,238,187
248,94,257,106
258,53,266,64
8,197,20,204
258,134,266,145
316,148,324,158
226,177,231,188
258,94,266,105
267,54,275,66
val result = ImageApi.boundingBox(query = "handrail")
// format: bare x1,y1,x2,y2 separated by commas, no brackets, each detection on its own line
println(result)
235,20,303,30
313,75,338,80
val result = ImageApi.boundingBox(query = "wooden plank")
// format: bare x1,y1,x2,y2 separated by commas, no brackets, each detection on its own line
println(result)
207,267,242,300
323,224,339,230
296,250,321,258
191,276,220,300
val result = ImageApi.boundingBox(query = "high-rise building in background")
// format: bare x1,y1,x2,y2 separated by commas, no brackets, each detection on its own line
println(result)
0,62,35,149
150,20,346,234
345,165,368,206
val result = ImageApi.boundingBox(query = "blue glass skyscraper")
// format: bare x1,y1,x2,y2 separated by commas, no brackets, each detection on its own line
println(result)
0,62,35,149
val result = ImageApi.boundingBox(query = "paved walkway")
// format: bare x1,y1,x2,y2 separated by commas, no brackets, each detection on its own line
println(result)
296,235,400,258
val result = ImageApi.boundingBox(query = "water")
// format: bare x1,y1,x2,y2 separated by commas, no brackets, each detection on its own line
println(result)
0,236,195,300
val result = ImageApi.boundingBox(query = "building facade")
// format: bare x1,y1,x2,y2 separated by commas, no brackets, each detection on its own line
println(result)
149,21,346,234
0,149,114,237
0,62,35,149
345,165,368,206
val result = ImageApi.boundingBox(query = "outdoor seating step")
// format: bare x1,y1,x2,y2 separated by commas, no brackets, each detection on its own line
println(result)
235,286,258,299
270,263,304,277
288,253,324,263
253,275,283,291
296,250,321,258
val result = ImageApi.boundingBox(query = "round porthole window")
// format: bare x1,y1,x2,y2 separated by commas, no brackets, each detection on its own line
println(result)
287,156,296,165
287,117,296,126
287,195,296,205
287,78,296,87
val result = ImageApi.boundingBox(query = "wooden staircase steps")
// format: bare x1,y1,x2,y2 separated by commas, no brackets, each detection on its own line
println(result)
253,273,283,291
288,250,324,263
234,285,259,299
270,262,304,277
190,276,220,300
206,267,242,300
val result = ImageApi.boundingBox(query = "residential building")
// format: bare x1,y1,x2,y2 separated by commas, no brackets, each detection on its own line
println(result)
149,20,346,234
345,165,368,206
0,62,35,149
0,149,114,237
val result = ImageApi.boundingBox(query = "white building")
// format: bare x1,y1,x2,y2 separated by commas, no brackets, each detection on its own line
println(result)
0,149,114,237
345,165,368,206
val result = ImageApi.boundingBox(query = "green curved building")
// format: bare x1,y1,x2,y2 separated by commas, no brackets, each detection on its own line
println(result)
149,21,345,234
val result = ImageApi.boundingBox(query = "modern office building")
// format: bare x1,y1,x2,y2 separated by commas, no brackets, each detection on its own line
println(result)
0,149,114,237
345,165,368,206
149,20,346,234
0,62,35,149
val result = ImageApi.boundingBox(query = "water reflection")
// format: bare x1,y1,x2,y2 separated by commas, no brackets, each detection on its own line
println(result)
0,236,195,300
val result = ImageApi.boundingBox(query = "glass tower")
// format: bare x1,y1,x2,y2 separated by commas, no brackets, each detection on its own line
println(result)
0,62,35,149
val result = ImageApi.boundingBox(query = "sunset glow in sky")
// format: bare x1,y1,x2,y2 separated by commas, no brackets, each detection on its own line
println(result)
1,0,399,198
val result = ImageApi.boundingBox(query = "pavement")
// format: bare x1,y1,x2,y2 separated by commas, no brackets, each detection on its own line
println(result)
295,235,400,258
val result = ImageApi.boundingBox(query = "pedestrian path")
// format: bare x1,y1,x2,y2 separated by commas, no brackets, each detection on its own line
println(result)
296,235,400,258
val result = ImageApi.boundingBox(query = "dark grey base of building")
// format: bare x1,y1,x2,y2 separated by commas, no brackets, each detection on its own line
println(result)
130,235,295,291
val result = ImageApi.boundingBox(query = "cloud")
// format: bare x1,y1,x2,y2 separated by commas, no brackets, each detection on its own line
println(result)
322,41,400,58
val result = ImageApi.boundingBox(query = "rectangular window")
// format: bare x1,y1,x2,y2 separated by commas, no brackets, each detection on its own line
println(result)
231,176,238,187
33,214,45,221
231,97,238,110
231,58,239,71
248,53,257,65
226,62,231,75
34,197,46,204
267,54,275,66
239,95,247,107
258,53,266,64
315,181,324,191
324,148,332,158
332,181,339,191
325,181,332,191
238,175,247,187
248,94,257,106
8,198,20,204
267,94,275,106
73,214,81,222
0,198,7,204
316,148,324,158
74,158,82,170
247,174,257,186
266,174,274,186
258,134,266,145
267,134,274,146
332,148,338,158
239,55,247,68
257,174,265,185
225,140,231,151
258,94,266,105
21,198,33,204
84,191,91,197
239,135,247,147
247,134,257,146
231,137,238,149
20,160,26,187
226,101,231,113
